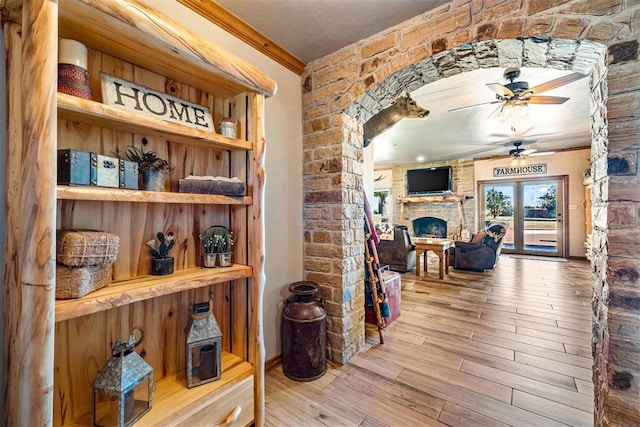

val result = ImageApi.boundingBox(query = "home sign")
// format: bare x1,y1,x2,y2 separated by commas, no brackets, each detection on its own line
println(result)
100,73,214,132
493,163,547,177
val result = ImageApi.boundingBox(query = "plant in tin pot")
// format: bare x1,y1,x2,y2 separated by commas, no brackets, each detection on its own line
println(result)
125,141,175,191
147,231,175,275
200,226,235,268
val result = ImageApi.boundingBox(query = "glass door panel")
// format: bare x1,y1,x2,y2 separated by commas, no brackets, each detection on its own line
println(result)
481,184,515,250
479,178,565,257
523,181,562,255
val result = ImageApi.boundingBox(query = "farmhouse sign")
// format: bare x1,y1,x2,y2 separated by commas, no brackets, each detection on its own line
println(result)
100,73,214,132
493,163,547,177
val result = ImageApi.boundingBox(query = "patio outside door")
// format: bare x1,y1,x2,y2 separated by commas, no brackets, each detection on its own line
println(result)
479,177,566,257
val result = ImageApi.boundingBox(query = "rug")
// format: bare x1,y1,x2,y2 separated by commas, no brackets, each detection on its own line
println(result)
506,254,568,262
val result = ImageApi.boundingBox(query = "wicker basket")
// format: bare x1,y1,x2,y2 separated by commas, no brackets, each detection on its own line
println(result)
56,229,119,267
56,263,113,299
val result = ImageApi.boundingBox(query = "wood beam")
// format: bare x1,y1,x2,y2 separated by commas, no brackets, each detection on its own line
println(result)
178,0,306,76
3,0,57,423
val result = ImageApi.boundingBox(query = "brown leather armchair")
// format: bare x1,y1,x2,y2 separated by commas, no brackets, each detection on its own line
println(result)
375,225,416,272
450,220,509,272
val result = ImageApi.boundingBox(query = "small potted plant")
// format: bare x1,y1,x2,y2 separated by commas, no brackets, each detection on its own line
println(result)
200,226,234,268
125,141,175,191
147,231,175,275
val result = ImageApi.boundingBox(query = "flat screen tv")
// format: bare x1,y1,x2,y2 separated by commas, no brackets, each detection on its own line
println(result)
406,166,452,195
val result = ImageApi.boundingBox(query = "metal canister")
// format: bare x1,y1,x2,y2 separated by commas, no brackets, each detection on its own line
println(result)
219,118,237,138
281,281,327,381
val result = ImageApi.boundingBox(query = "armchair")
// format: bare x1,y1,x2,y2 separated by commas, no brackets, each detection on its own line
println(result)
375,225,416,272
450,220,508,272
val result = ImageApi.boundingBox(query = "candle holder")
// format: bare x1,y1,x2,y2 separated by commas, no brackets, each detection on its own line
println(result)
185,296,222,388
92,327,153,427
58,38,93,99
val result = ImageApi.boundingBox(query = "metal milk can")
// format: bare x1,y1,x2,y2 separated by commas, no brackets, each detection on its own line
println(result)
281,281,327,381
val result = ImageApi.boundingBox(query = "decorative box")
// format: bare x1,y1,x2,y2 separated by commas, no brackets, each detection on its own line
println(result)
119,159,139,189
56,229,120,267
91,153,119,188
179,176,246,196
57,149,91,186
365,269,401,326
56,263,113,299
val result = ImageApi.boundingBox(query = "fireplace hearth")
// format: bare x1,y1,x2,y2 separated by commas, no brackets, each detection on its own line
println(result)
412,216,447,238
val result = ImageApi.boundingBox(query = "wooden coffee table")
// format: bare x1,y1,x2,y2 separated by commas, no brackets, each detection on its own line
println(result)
414,238,452,279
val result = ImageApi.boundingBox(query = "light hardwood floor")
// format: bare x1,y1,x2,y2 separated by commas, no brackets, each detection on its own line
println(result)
265,254,594,427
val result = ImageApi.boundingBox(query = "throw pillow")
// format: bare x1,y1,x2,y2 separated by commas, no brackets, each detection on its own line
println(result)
471,231,486,244
375,223,394,240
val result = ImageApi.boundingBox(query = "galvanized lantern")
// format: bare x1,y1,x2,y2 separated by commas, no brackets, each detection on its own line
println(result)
93,327,153,427
185,297,222,388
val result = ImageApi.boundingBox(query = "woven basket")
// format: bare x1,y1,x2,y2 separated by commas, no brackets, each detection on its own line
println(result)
56,263,113,299
56,229,120,267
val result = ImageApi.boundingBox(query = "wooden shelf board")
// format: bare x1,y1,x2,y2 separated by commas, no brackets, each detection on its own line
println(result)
57,185,252,205
58,0,277,98
55,265,252,322
66,351,253,426
58,93,253,151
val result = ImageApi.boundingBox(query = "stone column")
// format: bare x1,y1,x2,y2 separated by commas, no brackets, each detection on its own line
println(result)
302,111,365,364
593,41,640,425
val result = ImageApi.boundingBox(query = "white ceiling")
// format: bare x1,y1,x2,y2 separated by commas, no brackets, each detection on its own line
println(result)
215,0,449,63
211,1,592,166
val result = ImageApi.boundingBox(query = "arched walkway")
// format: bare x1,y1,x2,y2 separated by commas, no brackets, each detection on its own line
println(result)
302,5,640,422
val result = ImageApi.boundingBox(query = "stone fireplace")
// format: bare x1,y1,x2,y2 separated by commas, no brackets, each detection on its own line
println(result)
412,216,447,238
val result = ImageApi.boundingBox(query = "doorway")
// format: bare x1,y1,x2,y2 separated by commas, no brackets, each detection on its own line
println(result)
478,176,567,257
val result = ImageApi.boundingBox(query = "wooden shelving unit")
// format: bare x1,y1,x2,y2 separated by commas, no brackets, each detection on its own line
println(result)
2,0,275,425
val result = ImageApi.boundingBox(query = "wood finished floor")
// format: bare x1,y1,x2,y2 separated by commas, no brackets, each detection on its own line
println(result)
265,255,594,427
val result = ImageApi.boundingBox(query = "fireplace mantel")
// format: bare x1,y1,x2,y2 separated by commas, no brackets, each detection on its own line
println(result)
397,195,462,204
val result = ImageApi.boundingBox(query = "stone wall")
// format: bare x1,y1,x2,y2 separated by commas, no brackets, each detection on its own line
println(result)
302,2,640,424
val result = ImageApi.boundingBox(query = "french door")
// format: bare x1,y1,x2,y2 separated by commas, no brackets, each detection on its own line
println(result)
478,177,566,257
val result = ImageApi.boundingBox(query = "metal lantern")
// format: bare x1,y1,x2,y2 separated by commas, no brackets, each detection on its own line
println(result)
185,297,222,388
93,327,153,427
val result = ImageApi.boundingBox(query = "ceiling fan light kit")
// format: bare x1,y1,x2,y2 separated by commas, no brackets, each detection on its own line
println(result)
499,100,529,122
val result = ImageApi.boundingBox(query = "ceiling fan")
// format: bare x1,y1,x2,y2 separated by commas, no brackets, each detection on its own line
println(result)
508,141,555,158
509,141,535,158
449,67,587,116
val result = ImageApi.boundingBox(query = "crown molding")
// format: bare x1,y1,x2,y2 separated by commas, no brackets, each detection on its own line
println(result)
178,0,306,76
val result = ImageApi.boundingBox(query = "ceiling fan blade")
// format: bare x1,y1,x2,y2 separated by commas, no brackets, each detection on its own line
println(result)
526,72,586,95
520,148,538,155
529,150,555,157
486,83,513,97
448,100,502,112
492,138,539,147
489,127,535,138
451,146,500,159
527,95,570,105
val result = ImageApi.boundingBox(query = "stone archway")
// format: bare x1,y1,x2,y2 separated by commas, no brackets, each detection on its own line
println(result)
344,38,605,130
302,5,640,423
304,36,607,364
